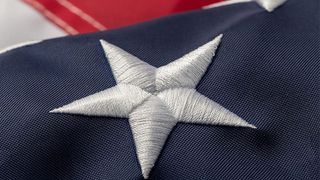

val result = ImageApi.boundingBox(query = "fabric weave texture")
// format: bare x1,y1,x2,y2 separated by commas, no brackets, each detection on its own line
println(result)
0,0,319,179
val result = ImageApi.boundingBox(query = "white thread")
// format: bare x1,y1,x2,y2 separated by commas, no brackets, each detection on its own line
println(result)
158,88,256,128
203,0,288,12
0,41,40,55
129,96,177,178
50,84,151,117
100,40,157,93
100,35,222,93
255,0,287,12
156,34,222,92
51,35,256,179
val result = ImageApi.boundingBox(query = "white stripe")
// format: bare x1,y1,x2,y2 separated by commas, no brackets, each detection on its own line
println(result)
0,0,65,49
0,41,40,55
25,0,78,34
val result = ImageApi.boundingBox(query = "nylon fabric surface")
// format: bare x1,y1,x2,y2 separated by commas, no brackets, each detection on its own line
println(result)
0,0,319,179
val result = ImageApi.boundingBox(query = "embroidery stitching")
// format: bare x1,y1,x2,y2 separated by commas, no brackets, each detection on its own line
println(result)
51,34,256,178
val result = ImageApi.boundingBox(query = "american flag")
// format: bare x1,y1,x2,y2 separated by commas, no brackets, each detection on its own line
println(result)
1,0,223,49
0,0,319,179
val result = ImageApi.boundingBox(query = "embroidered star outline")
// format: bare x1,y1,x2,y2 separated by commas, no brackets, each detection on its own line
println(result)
51,34,256,178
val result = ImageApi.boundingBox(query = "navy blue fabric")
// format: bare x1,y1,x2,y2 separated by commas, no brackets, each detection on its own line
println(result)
0,0,319,179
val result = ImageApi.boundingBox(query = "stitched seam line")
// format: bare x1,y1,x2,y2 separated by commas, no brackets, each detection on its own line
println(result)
56,0,107,31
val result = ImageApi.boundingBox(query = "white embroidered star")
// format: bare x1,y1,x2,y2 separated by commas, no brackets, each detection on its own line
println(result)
50,34,256,179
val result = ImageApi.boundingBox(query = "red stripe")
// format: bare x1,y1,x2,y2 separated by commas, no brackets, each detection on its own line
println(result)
67,0,224,29
24,0,223,34
23,0,101,34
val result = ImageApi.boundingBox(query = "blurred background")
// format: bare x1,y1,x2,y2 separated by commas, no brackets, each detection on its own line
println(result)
0,0,229,49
